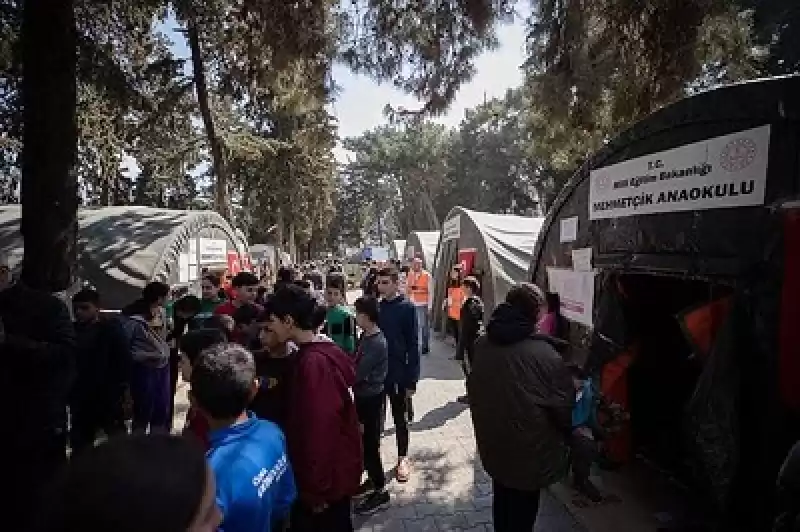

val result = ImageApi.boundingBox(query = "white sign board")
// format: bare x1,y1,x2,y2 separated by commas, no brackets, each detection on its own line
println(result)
589,125,770,220
571,248,593,272
547,267,596,327
199,238,227,264
560,216,578,243
442,215,461,241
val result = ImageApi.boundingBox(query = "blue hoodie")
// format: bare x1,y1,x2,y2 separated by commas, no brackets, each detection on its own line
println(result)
378,294,420,390
208,413,296,532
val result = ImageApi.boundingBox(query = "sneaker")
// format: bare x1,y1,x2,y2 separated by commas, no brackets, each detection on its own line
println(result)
355,489,390,515
396,458,411,483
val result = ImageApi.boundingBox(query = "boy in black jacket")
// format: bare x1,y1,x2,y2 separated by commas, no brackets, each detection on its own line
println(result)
70,288,131,452
456,276,484,404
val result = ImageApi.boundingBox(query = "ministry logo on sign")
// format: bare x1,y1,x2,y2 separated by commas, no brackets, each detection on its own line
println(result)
720,136,757,173
594,172,611,193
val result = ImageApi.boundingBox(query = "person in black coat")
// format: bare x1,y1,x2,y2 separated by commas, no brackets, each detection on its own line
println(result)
456,276,484,404
0,279,76,530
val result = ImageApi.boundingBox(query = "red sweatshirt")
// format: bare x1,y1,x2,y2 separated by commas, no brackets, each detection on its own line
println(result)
284,340,363,507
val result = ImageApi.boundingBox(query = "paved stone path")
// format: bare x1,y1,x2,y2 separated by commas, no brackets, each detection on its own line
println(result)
354,336,586,532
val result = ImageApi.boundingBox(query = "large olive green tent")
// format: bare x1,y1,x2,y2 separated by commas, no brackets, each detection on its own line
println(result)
432,207,543,329
0,205,245,308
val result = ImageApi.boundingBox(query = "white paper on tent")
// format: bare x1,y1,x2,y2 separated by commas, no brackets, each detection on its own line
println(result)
547,267,596,327
571,248,593,272
560,217,578,243
442,215,461,241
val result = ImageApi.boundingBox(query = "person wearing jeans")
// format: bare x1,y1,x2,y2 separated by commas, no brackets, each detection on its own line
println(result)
121,282,172,434
406,258,431,355
352,296,390,515
377,267,420,483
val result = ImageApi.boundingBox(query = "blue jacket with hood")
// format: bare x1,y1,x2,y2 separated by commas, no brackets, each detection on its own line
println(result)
378,294,420,390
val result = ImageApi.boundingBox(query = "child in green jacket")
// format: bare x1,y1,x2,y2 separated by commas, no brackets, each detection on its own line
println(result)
323,273,357,355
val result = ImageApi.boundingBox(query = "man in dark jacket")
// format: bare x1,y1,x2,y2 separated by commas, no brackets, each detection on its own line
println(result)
265,284,362,531
376,267,419,483
70,287,130,452
467,282,574,532
456,276,484,404
0,279,75,530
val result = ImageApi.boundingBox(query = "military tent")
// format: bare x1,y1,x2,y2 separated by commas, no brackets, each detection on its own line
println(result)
528,75,800,530
0,205,246,309
432,207,543,329
389,239,406,260
404,231,440,269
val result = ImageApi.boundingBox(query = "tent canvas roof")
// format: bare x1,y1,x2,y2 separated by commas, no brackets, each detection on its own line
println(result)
0,205,242,308
406,231,440,269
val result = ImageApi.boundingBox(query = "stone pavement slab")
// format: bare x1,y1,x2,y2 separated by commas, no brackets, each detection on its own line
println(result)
354,336,586,532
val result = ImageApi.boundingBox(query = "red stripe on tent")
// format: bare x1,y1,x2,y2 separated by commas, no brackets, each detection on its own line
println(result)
779,210,800,411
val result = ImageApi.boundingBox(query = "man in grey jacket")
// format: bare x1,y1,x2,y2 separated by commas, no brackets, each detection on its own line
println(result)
353,296,390,515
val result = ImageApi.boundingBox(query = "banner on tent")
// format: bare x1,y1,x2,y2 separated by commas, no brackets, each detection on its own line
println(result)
442,215,461,241
547,267,596,327
589,125,770,220
458,248,477,275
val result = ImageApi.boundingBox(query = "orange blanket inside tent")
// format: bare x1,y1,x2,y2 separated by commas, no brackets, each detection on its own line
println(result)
679,296,733,358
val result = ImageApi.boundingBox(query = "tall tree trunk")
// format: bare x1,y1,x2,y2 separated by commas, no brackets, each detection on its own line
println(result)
275,208,285,268
20,0,77,292
186,12,229,220
419,191,439,230
288,221,296,264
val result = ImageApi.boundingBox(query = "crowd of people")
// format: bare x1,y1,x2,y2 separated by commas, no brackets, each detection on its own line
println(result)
5,250,799,532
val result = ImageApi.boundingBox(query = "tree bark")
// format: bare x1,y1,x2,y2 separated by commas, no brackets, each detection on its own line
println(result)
20,0,77,292
186,12,229,220
275,207,285,268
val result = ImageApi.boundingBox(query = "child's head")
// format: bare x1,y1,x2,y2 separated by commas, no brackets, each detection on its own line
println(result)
179,328,228,382
42,433,221,532
190,343,258,423
264,284,318,343
462,276,480,298
293,279,314,297
354,296,379,331
567,363,588,391
231,272,259,305
73,287,101,323
174,295,202,320
325,274,347,306
201,275,221,300
204,314,235,340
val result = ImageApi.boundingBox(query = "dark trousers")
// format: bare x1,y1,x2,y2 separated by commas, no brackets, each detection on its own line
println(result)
386,386,409,456
571,432,599,484
290,497,353,532
8,431,68,531
356,393,386,489
492,480,541,532
447,317,460,344
70,399,126,452
130,362,171,433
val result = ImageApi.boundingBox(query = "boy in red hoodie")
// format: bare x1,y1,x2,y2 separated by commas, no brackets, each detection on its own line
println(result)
265,284,363,531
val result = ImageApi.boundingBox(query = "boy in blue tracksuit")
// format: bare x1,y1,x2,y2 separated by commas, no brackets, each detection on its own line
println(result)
376,267,419,484
190,342,296,531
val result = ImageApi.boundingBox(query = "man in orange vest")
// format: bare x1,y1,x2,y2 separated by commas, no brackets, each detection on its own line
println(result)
406,257,432,354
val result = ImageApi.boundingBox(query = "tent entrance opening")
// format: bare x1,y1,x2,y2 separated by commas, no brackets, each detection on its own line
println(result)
616,273,734,490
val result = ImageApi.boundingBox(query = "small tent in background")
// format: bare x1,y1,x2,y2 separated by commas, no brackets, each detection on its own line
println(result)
527,75,800,530
389,239,406,260
432,207,543,330
405,231,440,270
0,205,246,309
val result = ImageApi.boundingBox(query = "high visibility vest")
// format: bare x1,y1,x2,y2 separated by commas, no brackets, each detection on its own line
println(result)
447,286,464,320
406,269,431,305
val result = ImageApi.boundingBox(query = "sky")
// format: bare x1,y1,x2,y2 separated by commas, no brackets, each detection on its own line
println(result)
138,17,528,172
331,20,527,162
